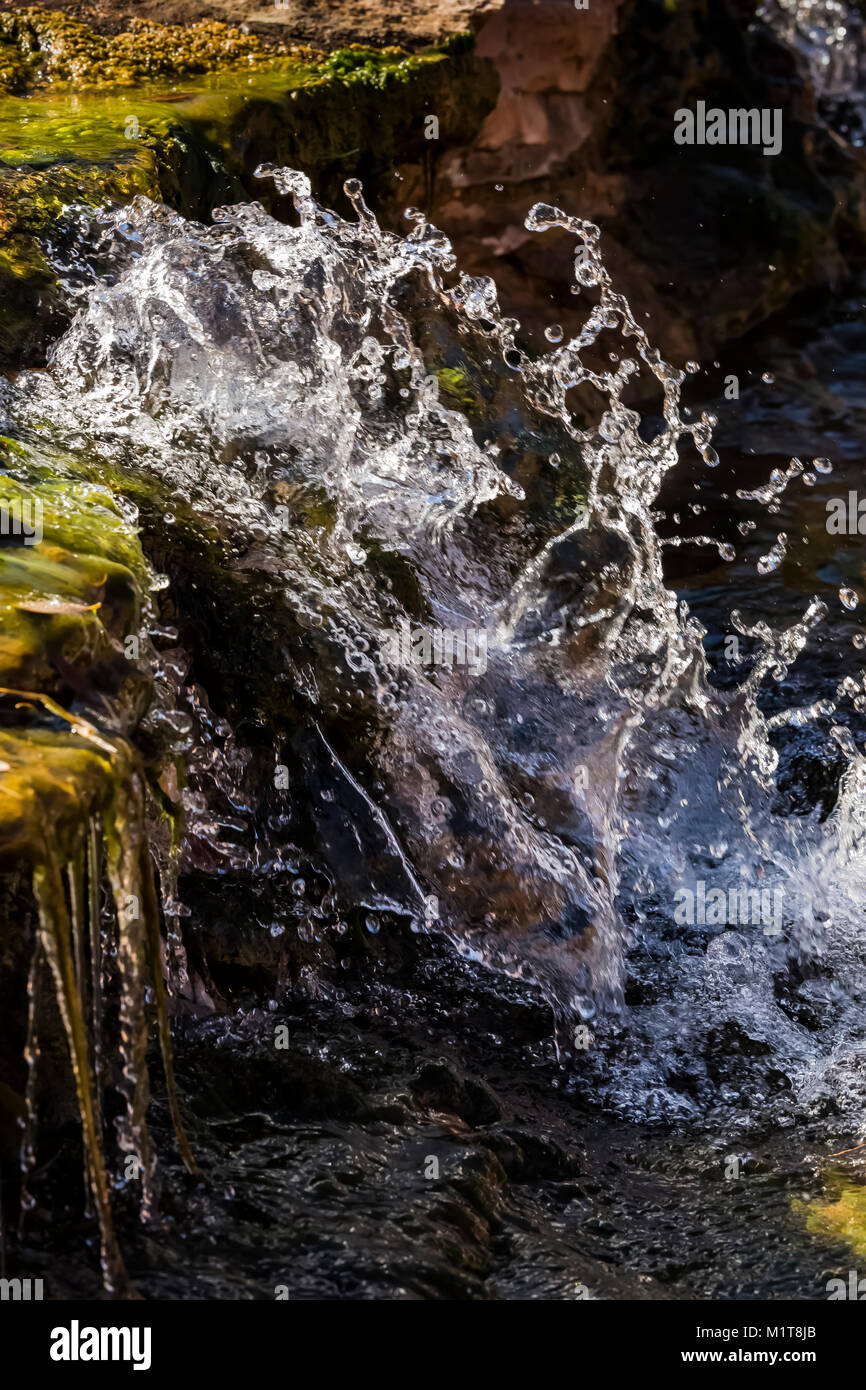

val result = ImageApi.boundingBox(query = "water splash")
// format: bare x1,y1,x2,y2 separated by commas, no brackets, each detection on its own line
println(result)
762,0,866,138
5,166,866,1136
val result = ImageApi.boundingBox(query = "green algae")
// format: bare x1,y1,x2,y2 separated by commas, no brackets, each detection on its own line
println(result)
0,440,149,707
0,7,479,175
31,838,124,1287
434,366,478,413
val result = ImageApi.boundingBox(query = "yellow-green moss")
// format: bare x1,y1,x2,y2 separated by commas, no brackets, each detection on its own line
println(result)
0,8,456,96
0,441,149,709
795,1174,866,1259
0,9,322,94
434,366,478,412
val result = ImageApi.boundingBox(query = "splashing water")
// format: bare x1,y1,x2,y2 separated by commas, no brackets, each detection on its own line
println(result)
762,0,866,138
5,166,866,1139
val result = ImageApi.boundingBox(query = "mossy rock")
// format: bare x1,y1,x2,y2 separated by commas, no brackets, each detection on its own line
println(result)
0,435,155,850
0,9,474,96
0,432,198,1286
0,727,120,865
0,9,321,93
0,10,495,367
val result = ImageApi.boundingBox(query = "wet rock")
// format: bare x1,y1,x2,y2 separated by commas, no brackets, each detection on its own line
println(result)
704,1019,773,1087
411,1059,503,1127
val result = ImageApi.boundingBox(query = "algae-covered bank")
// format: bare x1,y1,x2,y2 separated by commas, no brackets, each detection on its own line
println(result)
4,0,866,1335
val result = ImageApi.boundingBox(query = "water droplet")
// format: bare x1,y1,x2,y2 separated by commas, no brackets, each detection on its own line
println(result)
575,261,600,287
840,587,859,610
572,995,596,1022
